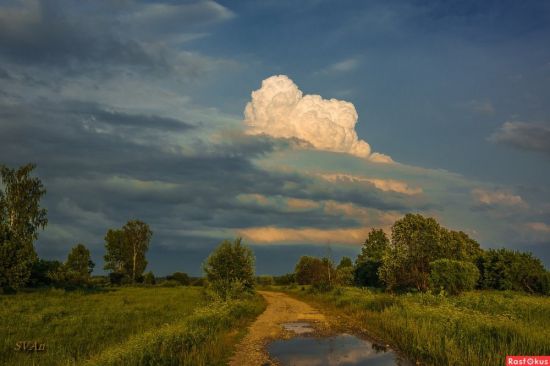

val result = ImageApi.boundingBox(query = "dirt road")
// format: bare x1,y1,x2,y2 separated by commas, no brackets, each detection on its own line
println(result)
229,291,328,366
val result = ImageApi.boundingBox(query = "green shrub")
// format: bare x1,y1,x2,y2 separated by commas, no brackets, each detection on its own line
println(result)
430,259,479,295
477,249,548,294
203,238,255,300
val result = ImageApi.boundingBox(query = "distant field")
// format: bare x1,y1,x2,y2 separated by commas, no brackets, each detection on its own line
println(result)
283,287,550,366
0,287,264,366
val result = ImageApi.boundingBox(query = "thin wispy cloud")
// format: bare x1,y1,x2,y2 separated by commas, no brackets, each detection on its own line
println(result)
489,122,550,156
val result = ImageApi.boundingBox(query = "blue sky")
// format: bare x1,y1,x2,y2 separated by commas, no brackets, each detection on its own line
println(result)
1,0,549,275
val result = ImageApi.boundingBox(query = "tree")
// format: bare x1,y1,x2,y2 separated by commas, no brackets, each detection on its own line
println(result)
478,248,548,294
357,229,389,263
123,220,152,283
203,237,255,299
337,256,353,270
103,220,152,283
66,243,95,277
355,229,389,288
336,266,354,286
104,229,126,274
295,256,320,285
0,163,47,291
440,229,482,262
378,214,448,291
429,259,479,295
294,256,336,291
50,244,95,287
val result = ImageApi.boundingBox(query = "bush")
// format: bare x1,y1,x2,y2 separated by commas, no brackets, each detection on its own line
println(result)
203,238,255,300
430,259,479,295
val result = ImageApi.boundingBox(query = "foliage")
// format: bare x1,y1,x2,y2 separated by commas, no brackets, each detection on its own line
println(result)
336,266,354,286
337,256,353,269
440,228,482,262
295,256,337,291
103,229,126,274
103,220,152,283
143,271,155,285
286,287,550,366
357,228,389,262
167,271,190,285
28,259,62,287
477,248,549,294
378,214,482,291
203,237,255,300
273,273,295,286
49,243,95,287
429,259,479,295
295,256,320,285
354,258,383,287
0,163,47,291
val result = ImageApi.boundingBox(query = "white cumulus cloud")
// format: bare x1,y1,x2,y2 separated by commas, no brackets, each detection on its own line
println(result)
244,75,392,163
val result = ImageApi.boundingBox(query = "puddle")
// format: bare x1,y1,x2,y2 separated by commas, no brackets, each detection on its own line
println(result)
269,323,411,366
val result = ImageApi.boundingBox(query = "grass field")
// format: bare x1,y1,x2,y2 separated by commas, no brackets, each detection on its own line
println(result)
0,287,265,366
282,286,550,366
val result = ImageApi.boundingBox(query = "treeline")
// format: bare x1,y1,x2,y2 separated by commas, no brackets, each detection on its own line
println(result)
281,214,550,295
0,164,195,292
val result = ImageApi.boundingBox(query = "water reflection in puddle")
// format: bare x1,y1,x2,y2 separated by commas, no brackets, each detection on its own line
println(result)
269,323,411,366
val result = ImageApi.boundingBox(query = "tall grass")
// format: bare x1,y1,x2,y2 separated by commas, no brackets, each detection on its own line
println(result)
0,287,264,366
86,297,265,366
285,287,550,366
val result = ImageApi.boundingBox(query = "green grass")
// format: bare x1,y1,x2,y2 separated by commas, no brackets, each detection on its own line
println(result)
282,286,550,366
0,286,265,366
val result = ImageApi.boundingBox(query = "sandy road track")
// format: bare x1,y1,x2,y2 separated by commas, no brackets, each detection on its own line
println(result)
229,291,327,366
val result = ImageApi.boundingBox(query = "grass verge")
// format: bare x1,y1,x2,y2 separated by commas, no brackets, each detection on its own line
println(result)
281,286,550,366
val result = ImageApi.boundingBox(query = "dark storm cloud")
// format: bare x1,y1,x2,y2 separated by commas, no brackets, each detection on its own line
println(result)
489,122,550,157
0,1,161,69
0,96,417,256
65,102,195,131
0,0,229,79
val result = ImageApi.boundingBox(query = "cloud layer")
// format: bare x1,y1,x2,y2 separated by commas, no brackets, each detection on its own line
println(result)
244,75,392,163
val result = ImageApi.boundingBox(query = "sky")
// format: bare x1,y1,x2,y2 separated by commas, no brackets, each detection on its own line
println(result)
1,0,549,276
